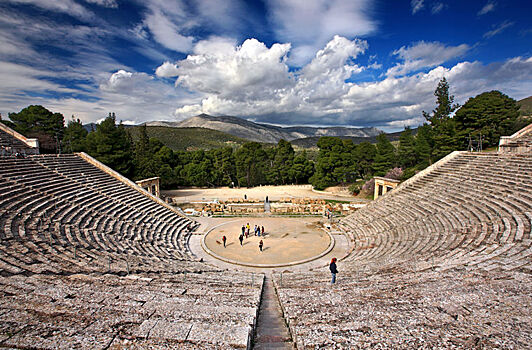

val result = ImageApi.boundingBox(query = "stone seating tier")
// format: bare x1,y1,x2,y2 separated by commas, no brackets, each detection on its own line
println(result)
0,154,199,277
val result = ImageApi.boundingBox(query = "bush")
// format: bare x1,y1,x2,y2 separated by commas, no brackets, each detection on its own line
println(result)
361,178,375,194
384,167,403,180
348,180,364,195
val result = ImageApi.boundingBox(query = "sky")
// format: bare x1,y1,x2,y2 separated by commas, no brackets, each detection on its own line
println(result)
0,0,531,131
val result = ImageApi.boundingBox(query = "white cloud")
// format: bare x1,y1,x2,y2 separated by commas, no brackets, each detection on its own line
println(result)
387,41,469,77
173,38,293,101
155,61,180,78
170,37,532,130
266,0,376,66
5,0,94,20
478,1,496,16
431,2,444,14
84,0,118,8
143,10,194,52
483,20,514,39
411,0,424,14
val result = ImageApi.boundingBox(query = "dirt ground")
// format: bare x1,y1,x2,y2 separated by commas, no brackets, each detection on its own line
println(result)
204,217,330,265
163,184,364,203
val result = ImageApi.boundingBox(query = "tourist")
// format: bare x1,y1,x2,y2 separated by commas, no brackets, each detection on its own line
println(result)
254,225,258,236
261,226,265,236
239,234,244,246
330,258,338,284
222,235,227,248
259,240,263,252
241,225,245,236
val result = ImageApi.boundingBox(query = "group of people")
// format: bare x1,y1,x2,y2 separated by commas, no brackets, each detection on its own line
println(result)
220,223,267,252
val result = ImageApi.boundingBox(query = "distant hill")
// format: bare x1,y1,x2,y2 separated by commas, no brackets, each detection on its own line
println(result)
145,114,381,144
290,129,414,148
127,126,251,151
518,96,532,115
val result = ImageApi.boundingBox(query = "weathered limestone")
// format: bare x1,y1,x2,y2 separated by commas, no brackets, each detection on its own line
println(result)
136,177,161,197
373,176,400,200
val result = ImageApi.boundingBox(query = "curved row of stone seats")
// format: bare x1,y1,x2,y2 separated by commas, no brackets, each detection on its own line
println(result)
272,265,532,349
0,127,35,156
0,270,264,349
0,155,200,276
339,152,532,274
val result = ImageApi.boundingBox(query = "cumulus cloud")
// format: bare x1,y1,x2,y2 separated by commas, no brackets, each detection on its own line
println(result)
155,62,180,78
478,1,496,16
483,20,514,39
411,0,424,14
169,36,532,131
172,38,293,101
267,0,376,66
386,41,469,77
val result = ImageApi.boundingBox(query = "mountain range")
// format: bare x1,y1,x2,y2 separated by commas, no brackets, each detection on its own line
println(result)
144,114,382,144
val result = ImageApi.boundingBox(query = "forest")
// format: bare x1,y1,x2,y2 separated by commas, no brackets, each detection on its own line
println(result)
3,78,526,193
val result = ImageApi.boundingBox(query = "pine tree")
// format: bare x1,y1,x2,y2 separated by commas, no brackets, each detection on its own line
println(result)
8,105,65,153
422,77,460,160
414,124,433,168
397,127,417,169
454,90,520,147
62,117,87,153
372,134,396,176
85,114,133,176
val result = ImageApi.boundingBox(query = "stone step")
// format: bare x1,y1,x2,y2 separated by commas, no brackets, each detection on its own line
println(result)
253,275,293,350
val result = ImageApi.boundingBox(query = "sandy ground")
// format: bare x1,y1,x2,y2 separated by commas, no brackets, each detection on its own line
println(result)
203,217,330,265
163,184,365,203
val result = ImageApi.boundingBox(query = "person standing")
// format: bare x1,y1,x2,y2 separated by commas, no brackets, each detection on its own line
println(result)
241,225,245,236
222,235,227,248
259,240,263,252
261,226,265,236
330,258,338,284
239,234,244,246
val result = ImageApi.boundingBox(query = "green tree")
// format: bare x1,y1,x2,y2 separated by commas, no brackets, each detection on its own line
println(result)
397,127,417,169
8,105,65,153
269,139,295,185
62,117,87,153
422,77,460,160
235,142,268,187
454,90,520,147
422,77,459,126
353,141,376,179
211,147,236,187
85,114,133,176
372,133,396,176
289,151,314,184
414,124,433,168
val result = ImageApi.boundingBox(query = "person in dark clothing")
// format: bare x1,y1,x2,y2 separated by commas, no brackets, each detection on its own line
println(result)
261,226,265,236
222,235,227,247
259,240,263,252
241,225,245,236
239,234,244,246
330,258,338,284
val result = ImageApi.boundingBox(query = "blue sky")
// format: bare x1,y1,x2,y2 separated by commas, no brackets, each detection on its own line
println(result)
0,0,531,131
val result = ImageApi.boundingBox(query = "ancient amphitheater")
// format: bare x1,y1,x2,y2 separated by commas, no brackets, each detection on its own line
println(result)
1,121,532,349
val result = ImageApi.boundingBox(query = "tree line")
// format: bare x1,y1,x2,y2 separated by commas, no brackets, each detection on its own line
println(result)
2,78,525,192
